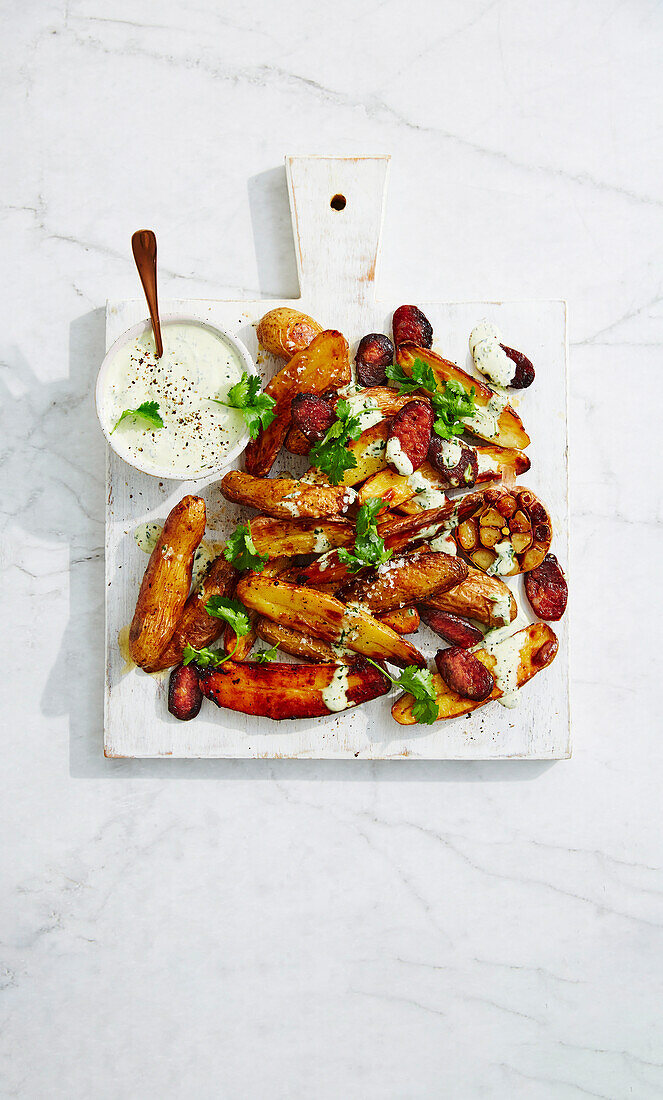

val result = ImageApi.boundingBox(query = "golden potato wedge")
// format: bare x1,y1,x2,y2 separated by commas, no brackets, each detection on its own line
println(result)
237,574,426,668
129,495,206,669
397,344,530,450
249,516,354,557
224,556,288,661
245,330,350,476
143,555,237,672
340,551,468,613
221,471,356,519
422,565,516,628
392,623,558,723
377,606,420,635
256,307,323,360
303,419,390,487
198,657,391,719
255,617,340,663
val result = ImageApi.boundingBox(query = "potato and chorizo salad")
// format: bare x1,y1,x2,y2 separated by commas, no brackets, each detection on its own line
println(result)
128,305,567,725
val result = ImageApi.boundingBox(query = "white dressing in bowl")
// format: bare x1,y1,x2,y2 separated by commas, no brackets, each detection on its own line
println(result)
96,317,255,479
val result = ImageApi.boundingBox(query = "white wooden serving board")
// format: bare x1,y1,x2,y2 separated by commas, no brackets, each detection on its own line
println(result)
104,155,569,759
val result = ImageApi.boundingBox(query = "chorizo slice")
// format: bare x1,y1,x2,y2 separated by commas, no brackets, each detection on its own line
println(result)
524,554,568,621
355,333,394,387
393,305,433,348
386,399,434,474
168,664,203,721
419,608,484,648
434,646,494,701
291,392,336,442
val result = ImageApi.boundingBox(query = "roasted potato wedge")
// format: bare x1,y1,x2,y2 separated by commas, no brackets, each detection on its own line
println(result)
144,556,237,672
221,471,356,519
249,516,354,557
129,495,206,669
245,330,350,476
255,617,340,663
392,623,558,723
397,344,530,450
421,565,516,628
224,556,288,661
340,551,468,613
198,657,391,719
256,307,323,360
237,574,426,668
284,425,315,455
377,606,420,635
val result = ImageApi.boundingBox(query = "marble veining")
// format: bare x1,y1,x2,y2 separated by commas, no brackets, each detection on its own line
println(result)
1,0,662,1096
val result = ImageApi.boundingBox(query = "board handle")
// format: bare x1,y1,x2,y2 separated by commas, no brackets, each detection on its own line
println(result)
286,155,390,305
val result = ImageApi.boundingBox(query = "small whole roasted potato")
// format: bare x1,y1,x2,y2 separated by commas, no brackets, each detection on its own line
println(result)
256,308,323,360
129,495,206,669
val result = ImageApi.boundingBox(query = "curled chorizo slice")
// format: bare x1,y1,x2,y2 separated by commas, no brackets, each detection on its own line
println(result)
524,554,568,621
393,305,433,348
355,333,394,387
435,646,494,701
168,664,203,721
427,435,478,489
290,392,336,442
419,608,484,648
501,344,535,388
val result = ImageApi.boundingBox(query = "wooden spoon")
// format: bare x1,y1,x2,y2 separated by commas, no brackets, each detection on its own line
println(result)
131,229,163,358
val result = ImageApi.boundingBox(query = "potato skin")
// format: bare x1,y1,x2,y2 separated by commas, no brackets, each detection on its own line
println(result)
339,551,468,613
221,471,355,519
256,308,323,360
255,617,339,662
422,565,516,628
129,495,206,669
144,555,237,672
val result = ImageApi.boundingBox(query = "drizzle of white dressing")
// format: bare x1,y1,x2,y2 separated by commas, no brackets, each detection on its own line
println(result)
435,439,463,468
462,390,508,440
476,451,499,475
487,539,516,577
469,320,516,387
312,527,332,553
406,470,448,509
386,435,414,476
134,522,163,554
488,590,513,627
429,530,457,556
362,437,387,460
338,385,383,431
483,630,525,708
321,665,351,712
99,321,247,478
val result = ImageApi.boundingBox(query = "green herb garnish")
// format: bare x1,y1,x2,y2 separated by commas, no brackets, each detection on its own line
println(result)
223,523,269,573
337,497,392,573
309,397,378,485
204,596,251,637
386,359,476,439
254,643,279,664
111,400,163,434
182,643,231,669
367,658,439,724
214,372,276,440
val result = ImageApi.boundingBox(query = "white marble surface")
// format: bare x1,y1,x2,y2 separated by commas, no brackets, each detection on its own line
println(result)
1,0,661,1096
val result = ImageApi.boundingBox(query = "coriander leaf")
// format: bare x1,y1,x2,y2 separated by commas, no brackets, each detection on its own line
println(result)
182,642,231,669
204,595,251,637
308,395,380,486
223,523,269,573
214,371,276,440
254,643,279,664
111,400,163,434
386,357,476,440
367,658,439,725
337,498,392,573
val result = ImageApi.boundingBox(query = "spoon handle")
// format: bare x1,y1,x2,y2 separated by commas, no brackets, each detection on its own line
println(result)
131,229,163,358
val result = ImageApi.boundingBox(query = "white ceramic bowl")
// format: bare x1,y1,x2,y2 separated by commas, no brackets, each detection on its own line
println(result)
96,314,257,480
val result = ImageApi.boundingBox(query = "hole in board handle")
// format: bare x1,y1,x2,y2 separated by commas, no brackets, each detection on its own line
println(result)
330,194,346,211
